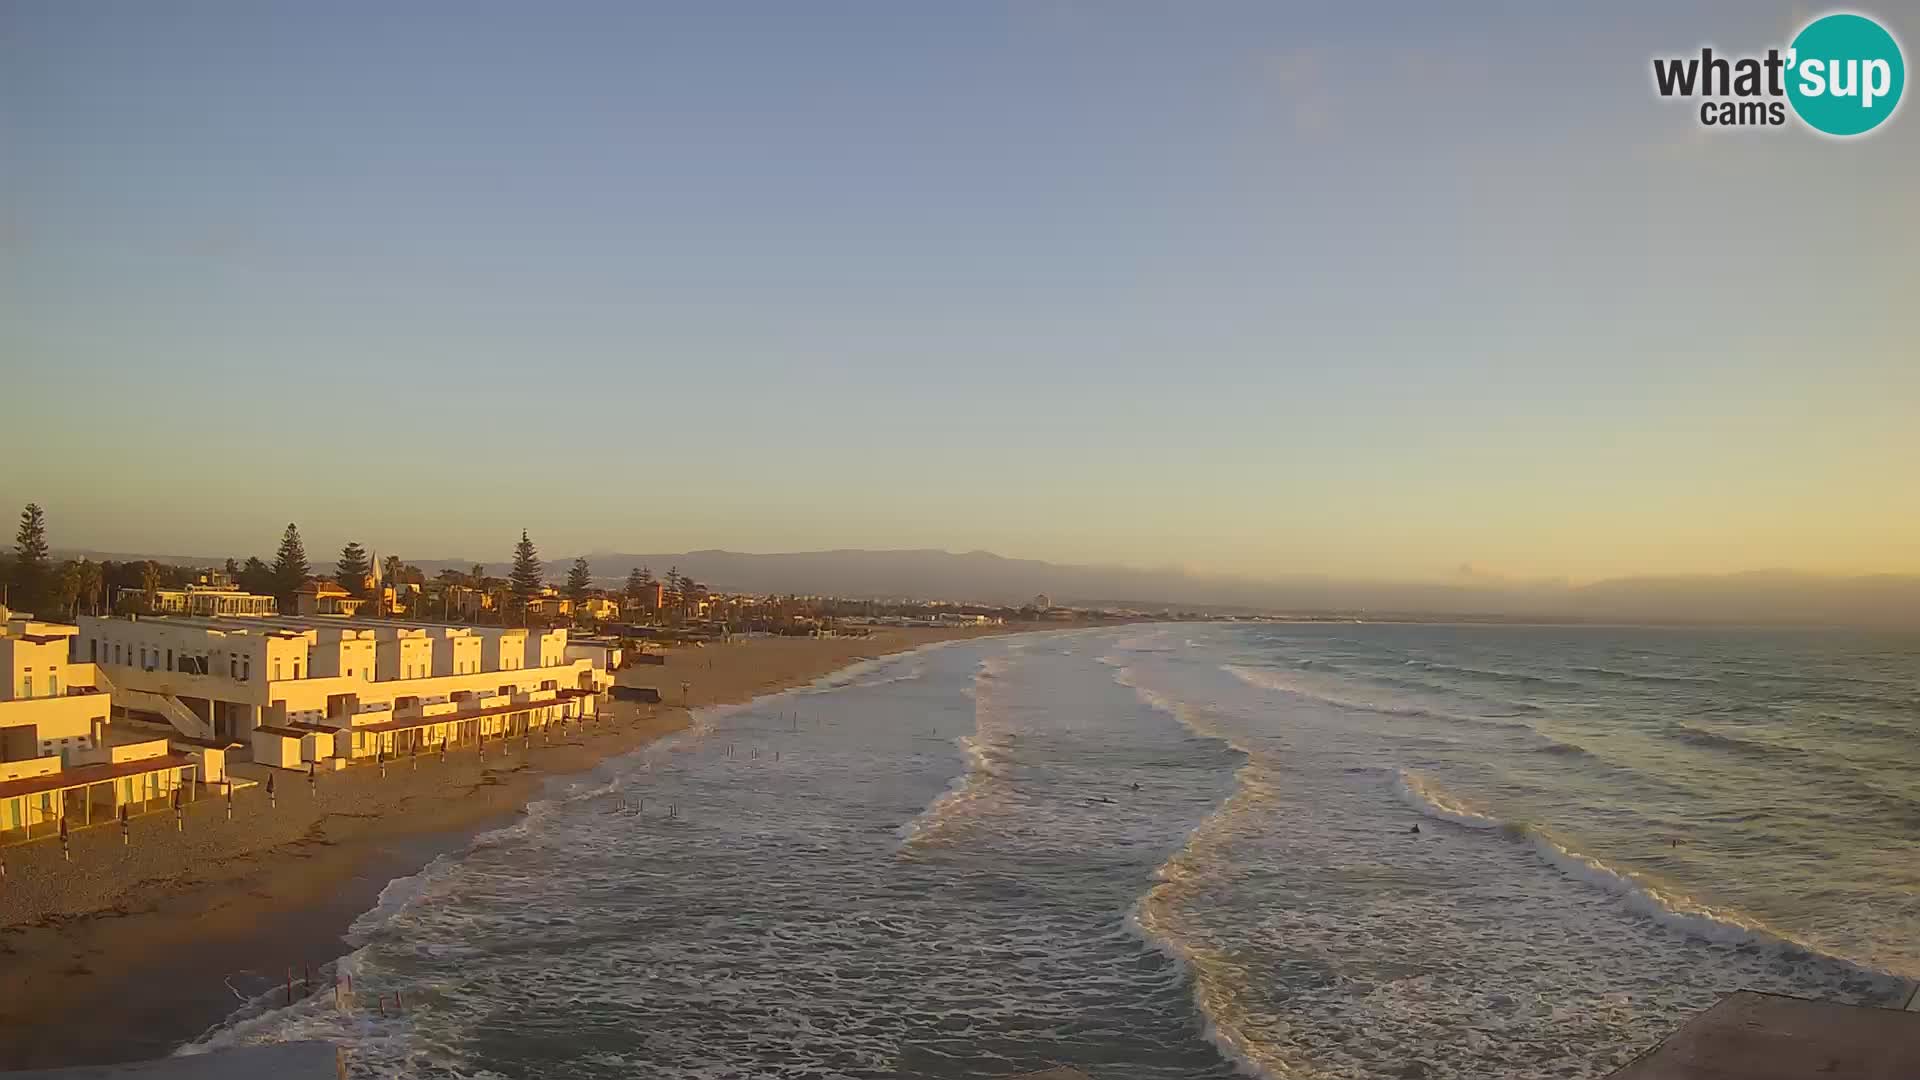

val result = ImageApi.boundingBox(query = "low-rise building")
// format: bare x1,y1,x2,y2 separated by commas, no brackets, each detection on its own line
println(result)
115,583,277,617
576,596,620,622
1,615,197,842
292,580,365,617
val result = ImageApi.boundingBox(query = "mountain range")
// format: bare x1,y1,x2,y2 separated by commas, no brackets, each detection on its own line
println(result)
54,546,1911,627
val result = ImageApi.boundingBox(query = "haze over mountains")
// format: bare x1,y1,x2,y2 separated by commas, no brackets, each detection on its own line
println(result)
55,545,1918,627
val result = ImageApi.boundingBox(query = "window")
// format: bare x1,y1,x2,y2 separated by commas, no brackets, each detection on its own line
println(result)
89,640,98,662
48,674,57,697
115,644,123,664
275,662,282,681
19,677,30,699
230,657,238,679
294,661,301,679
242,658,250,681
167,649,174,670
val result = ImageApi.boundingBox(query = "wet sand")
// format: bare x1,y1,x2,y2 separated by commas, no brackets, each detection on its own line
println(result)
0,627,1009,1069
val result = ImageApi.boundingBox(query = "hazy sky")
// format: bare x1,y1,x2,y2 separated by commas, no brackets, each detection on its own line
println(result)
4,3,1915,582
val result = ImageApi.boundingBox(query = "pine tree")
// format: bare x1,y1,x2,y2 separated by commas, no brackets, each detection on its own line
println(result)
509,531,543,599
469,563,486,587
566,556,593,601
624,566,648,609
336,542,371,595
272,523,310,604
13,503,50,613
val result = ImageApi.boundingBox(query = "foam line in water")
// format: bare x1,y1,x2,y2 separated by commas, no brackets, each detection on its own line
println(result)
1222,663,1534,730
1111,665,1280,1079
896,654,1016,851
186,635,1005,1055
1392,768,1907,984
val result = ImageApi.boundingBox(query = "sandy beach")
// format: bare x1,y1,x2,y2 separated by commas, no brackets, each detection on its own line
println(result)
0,626,1009,1069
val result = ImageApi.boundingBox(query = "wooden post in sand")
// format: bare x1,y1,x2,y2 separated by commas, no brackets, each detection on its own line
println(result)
59,813,70,861
267,772,276,809
172,786,182,832
285,966,294,1006
225,779,233,822
120,804,129,845
308,761,316,799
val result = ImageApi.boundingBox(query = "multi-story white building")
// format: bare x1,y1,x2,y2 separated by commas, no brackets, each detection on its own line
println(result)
375,627,435,681
74,614,608,747
431,628,483,676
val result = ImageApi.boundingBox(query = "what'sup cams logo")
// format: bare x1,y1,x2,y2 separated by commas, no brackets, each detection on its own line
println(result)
1653,11,1905,136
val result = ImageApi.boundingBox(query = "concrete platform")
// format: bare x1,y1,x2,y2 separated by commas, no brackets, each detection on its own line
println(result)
1,1042,341,1078
1608,991,1920,1079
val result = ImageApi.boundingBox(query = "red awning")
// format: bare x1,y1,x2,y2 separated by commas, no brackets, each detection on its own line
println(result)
0,753,195,801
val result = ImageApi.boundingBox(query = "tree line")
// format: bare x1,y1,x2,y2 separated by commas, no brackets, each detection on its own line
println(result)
1,505,712,629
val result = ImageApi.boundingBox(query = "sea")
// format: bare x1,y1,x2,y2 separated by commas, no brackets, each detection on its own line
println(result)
183,622,1920,1079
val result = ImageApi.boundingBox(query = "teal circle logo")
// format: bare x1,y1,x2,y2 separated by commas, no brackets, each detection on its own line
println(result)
1786,13,1905,136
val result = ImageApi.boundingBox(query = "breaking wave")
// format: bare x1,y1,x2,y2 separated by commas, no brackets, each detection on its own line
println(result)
1393,769,1904,986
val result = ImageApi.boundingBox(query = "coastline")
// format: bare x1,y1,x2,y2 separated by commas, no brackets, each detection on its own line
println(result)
0,626,1012,1070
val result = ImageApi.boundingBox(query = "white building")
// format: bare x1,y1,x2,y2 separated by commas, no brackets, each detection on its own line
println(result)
74,614,599,747
115,584,277,617
1,614,197,841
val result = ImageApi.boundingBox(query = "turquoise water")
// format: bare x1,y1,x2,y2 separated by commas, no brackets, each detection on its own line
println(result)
185,624,1918,1078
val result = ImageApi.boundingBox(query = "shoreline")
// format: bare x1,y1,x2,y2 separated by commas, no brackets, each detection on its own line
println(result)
0,626,1016,1070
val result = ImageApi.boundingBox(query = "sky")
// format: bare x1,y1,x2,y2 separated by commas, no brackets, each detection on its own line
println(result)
3,2,1916,584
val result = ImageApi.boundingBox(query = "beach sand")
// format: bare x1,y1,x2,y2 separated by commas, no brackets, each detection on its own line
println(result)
0,626,1008,1069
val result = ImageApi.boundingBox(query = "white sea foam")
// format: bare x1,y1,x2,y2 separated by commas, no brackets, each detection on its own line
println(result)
1224,663,1535,730
1393,768,1905,975
1117,669,1281,1079
896,655,1016,851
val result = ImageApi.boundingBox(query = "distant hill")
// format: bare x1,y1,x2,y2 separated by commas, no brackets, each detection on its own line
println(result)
48,545,1920,627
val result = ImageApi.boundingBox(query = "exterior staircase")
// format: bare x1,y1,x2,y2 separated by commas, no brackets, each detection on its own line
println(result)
115,687,215,742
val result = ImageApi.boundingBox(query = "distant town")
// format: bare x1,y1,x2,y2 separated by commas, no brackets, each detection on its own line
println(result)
0,503,1215,851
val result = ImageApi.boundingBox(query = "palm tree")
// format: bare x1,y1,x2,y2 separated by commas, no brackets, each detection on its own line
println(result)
54,561,83,619
140,561,162,614
75,559,102,616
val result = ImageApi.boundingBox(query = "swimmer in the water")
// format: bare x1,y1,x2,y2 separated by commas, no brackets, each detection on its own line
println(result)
1410,824,1421,834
